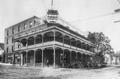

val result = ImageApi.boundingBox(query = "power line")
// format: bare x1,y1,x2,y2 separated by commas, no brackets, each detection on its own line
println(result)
51,0,53,9
70,12,114,23
114,0,120,23
117,0,120,4
58,16,86,36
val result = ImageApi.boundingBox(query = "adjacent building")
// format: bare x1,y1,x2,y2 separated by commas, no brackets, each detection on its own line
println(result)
0,43,4,62
4,9,94,67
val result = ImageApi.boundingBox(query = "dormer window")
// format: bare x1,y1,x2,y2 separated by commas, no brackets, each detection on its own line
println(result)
25,24,27,29
12,28,14,34
18,25,20,32
24,24,27,30
33,20,36,25
29,21,33,28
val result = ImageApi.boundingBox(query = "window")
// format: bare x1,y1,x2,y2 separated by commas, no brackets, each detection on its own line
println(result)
12,37,14,43
12,28,14,34
7,47,8,53
23,24,25,30
18,44,20,48
12,46,14,52
29,21,33,28
7,30,9,36
25,24,27,29
23,23,27,30
6,39,8,44
18,25,20,32
33,20,36,25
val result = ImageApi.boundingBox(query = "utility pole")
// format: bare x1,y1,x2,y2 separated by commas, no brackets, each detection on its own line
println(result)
114,0,120,23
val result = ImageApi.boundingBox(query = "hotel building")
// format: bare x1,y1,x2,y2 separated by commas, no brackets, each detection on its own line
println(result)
4,9,94,68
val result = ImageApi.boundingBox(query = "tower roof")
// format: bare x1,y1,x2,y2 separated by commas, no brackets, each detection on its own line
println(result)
47,9,59,15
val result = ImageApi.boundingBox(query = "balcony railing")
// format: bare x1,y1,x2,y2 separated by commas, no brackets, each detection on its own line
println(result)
14,41,94,55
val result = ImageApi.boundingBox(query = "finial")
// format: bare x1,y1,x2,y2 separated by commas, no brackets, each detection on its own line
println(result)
51,0,53,9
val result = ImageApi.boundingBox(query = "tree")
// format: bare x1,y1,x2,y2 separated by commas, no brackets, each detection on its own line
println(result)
87,32,114,67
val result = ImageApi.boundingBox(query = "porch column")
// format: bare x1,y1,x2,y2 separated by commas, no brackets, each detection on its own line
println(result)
21,54,23,66
26,52,28,66
76,52,78,63
42,49,44,67
70,37,71,48
13,54,15,64
70,51,71,64
63,49,64,67
63,34,64,46
53,30,56,67
53,46,56,67
34,35,36,66
42,33,44,67
26,37,28,47
34,51,36,66
5,54,8,63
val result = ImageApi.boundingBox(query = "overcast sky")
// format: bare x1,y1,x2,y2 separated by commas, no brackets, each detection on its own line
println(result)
0,0,120,52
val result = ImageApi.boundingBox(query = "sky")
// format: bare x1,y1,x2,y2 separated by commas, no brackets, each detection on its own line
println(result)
0,0,120,52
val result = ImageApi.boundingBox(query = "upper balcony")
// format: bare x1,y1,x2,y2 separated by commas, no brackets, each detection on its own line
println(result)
14,39,94,55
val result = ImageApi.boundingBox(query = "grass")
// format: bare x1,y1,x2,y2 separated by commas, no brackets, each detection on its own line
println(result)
0,64,62,79
1,63,119,79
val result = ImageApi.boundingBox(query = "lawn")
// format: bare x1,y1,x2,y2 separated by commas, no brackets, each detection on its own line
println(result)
0,63,70,79
0,63,120,79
